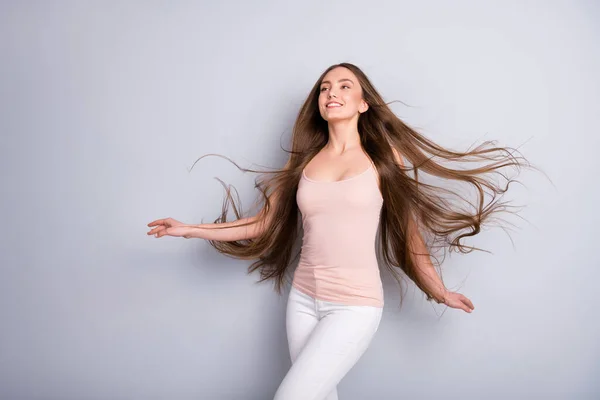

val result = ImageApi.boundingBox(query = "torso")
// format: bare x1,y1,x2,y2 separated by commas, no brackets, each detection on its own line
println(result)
293,147,385,308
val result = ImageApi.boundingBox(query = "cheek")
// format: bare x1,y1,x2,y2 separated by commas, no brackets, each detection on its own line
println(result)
318,94,327,107
346,94,363,110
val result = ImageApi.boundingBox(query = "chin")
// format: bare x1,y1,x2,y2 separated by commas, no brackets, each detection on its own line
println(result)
321,109,350,120
325,114,353,122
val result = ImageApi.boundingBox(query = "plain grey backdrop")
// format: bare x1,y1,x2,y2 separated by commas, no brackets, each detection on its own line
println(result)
1,0,598,399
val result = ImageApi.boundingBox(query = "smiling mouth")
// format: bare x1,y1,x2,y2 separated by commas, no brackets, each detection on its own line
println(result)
326,103,343,108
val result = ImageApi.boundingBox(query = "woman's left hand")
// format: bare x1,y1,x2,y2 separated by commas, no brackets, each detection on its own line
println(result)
442,292,475,313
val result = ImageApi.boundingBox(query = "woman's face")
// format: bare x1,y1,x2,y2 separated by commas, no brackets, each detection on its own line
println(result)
317,67,369,122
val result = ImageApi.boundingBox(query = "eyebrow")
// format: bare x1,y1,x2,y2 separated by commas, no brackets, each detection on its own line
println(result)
320,78,354,85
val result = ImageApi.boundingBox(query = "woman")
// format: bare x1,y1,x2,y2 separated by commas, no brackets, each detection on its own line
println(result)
147,63,529,399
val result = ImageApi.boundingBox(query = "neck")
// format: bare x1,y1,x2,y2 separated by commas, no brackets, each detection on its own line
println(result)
325,119,361,155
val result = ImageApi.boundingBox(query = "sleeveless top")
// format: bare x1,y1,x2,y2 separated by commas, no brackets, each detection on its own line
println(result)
293,163,385,308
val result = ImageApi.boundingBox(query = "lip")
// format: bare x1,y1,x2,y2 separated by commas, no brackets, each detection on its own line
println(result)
325,102,343,108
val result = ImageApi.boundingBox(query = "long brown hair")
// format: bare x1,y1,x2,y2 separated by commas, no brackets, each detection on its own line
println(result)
192,62,535,308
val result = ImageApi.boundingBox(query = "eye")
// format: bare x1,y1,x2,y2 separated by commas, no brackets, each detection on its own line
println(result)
342,85,350,89
320,87,329,92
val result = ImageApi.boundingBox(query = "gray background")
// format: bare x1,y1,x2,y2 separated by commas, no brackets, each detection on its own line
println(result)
1,0,598,399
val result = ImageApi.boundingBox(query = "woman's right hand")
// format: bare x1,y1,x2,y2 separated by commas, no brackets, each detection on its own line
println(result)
147,218,196,239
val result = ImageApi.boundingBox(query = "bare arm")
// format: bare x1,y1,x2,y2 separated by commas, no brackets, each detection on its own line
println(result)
186,159,291,242
391,147,449,304
405,216,449,304
188,216,262,241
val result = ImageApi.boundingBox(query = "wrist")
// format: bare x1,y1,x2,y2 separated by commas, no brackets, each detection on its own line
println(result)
433,289,449,304
185,225,205,239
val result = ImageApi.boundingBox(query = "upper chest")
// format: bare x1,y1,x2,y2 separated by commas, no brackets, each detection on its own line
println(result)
297,166,383,215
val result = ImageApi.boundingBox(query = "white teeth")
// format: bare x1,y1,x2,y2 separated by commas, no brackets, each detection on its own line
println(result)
327,103,342,107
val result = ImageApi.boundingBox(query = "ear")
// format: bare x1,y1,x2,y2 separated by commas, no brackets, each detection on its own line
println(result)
358,100,369,114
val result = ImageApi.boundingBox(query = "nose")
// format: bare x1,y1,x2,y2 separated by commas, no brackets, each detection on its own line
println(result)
328,91,337,99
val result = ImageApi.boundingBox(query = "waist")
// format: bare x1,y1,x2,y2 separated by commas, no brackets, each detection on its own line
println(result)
294,262,382,293
292,264,384,308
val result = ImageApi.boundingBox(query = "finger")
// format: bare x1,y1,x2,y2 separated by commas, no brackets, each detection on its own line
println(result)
147,219,165,227
153,227,168,237
461,298,473,313
461,295,475,310
147,226,166,235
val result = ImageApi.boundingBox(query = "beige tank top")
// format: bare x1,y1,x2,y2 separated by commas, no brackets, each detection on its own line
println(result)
293,162,384,308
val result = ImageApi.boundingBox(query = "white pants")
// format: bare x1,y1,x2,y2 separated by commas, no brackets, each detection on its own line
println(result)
274,286,383,400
